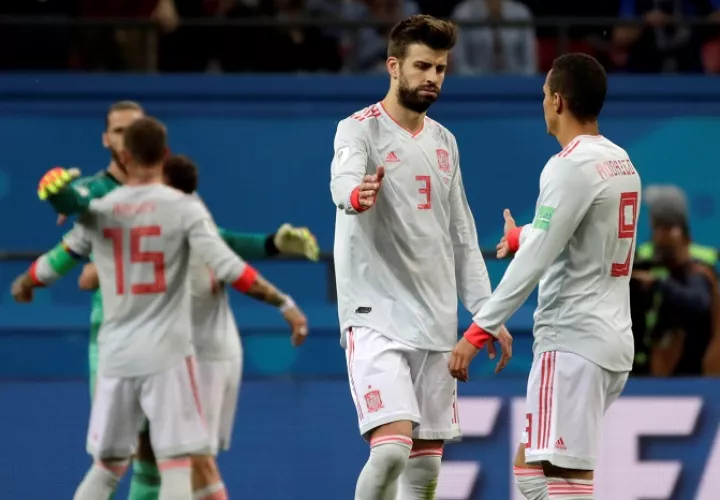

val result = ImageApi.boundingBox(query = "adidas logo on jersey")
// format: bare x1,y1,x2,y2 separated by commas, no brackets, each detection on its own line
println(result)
385,151,400,163
555,438,567,451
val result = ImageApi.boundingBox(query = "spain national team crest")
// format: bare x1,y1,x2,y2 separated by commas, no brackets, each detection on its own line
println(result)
364,389,384,412
436,149,450,173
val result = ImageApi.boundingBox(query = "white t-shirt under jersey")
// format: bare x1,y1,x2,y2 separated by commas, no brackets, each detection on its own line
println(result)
331,103,493,352
473,134,642,372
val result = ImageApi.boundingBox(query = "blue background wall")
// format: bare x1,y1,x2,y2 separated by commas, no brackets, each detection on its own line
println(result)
1,74,720,379
1,75,720,499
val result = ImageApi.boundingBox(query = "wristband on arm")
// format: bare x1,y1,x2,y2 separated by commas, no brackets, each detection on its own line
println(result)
231,265,258,293
507,227,523,253
464,323,493,349
350,187,369,213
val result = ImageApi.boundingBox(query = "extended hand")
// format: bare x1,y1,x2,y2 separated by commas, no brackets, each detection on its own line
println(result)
282,303,309,347
274,224,320,261
37,167,81,201
496,209,517,258
11,273,35,303
357,166,385,209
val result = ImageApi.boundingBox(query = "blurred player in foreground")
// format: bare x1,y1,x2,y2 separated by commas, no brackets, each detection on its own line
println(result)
19,117,308,500
14,135,318,500
68,155,318,499
449,54,641,500
330,15,511,500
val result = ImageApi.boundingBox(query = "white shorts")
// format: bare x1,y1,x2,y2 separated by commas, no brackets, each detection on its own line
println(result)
87,356,210,460
197,357,242,455
522,351,628,470
345,327,460,442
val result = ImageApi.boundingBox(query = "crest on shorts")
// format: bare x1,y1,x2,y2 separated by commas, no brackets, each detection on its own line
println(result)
364,389,384,413
436,149,450,173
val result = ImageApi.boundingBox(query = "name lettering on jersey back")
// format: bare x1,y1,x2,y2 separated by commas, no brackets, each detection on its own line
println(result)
114,202,156,216
596,159,637,180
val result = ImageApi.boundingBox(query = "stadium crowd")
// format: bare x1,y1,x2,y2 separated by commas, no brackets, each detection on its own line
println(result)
2,0,720,73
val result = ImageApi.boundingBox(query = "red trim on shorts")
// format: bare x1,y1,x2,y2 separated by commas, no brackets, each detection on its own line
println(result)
185,356,206,423
347,328,364,420
231,265,258,293
507,227,522,253
538,352,557,449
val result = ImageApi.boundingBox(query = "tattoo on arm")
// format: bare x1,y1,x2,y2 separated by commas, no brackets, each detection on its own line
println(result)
245,275,286,307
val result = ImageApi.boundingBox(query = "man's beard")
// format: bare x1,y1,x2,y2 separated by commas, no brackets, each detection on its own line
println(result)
109,146,128,174
397,74,440,114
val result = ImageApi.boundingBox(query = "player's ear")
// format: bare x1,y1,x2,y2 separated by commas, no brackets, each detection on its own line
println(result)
553,93,562,114
102,132,109,149
387,57,400,79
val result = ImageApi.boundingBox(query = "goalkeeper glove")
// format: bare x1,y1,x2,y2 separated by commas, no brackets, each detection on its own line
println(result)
37,167,81,201
273,224,320,262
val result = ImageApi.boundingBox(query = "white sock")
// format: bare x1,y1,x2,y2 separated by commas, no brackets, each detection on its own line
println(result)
396,447,443,499
355,434,413,500
547,477,593,499
158,457,193,500
193,482,227,499
73,461,127,500
514,466,549,499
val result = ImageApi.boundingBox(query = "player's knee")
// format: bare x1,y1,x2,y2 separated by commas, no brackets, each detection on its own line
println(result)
97,458,130,479
368,435,413,478
190,455,221,486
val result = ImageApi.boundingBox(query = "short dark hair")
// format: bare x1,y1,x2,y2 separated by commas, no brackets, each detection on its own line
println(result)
164,155,198,194
123,117,167,167
106,100,143,129
548,53,607,123
387,15,458,60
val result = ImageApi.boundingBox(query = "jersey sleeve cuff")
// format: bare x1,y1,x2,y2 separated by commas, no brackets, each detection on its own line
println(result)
464,323,492,349
507,227,523,253
349,186,369,213
232,265,258,293
28,261,45,287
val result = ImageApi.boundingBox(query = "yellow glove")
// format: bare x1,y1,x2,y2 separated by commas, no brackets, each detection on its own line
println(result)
273,223,320,262
37,167,81,201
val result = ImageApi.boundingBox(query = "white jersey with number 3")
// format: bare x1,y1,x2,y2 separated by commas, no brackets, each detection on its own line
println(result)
331,103,492,352
473,135,641,372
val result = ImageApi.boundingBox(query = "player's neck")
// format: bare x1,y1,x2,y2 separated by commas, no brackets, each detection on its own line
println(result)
107,161,128,183
126,165,164,186
381,96,425,135
556,120,600,149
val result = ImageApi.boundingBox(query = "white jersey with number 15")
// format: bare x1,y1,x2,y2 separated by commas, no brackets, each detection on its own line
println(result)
473,134,642,372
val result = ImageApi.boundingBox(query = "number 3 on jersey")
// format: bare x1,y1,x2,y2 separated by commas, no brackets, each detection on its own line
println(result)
611,192,639,277
104,226,167,294
416,175,431,210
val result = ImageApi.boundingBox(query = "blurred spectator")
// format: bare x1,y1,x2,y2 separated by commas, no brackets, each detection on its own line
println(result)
156,0,215,72
630,185,720,376
451,0,536,74
219,0,343,72
612,0,720,73
530,0,620,72
78,0,162,71
0,0,75,70
342,0,420,72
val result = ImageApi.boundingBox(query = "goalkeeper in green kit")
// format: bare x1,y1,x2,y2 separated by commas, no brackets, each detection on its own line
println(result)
12,102,320,500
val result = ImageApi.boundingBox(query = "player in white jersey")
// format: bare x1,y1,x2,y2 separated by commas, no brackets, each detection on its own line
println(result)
26,117,308,500
330,15,512,500
449,54,641,500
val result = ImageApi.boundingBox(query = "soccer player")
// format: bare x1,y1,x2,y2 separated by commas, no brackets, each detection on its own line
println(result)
330,15,511,500
69,154,319,499
449,54,641,500
20,117,309,500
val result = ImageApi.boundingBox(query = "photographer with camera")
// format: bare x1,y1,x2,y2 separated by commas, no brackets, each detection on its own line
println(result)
631,185,720,376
